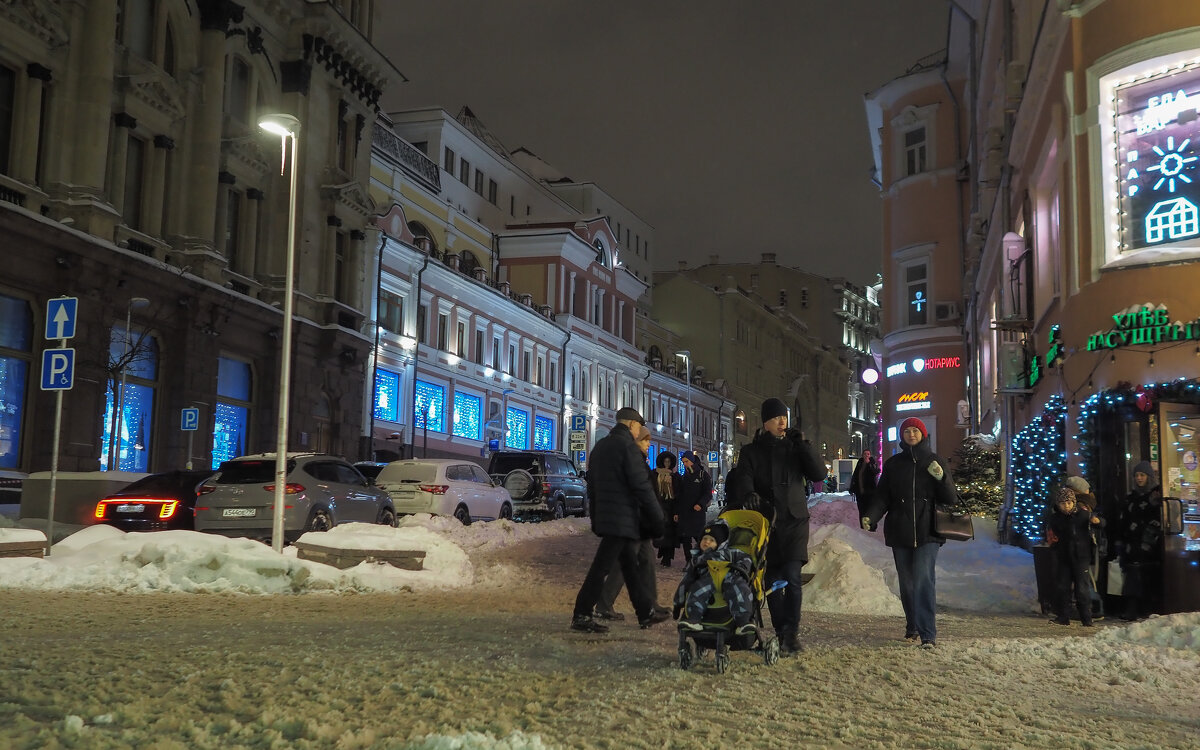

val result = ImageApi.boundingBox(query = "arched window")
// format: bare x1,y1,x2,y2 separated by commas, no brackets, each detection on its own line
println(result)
408,221,438,256
458,250,481,276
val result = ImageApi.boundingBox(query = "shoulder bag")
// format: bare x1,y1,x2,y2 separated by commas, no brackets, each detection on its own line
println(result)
933,507,975,542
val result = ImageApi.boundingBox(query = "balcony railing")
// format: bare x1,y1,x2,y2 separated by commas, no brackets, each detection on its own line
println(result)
374,123,441,192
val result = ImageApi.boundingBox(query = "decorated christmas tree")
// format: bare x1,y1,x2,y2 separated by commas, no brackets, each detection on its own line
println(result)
950,433,1004,518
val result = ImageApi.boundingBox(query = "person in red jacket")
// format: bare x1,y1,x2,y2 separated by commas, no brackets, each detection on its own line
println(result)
861,417,959,648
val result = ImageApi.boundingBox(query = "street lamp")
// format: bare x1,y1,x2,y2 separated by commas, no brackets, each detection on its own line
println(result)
110,296,149,470
259,113,300,554
676,350,691,454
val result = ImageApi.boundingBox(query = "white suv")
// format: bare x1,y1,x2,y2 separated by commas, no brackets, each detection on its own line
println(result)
375,459,512,524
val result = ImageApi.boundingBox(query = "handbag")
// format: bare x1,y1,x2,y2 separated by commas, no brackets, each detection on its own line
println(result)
933,507,975,542
1106,559,1125,596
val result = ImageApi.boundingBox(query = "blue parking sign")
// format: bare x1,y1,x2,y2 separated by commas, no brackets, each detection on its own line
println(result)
40,348,75,390
570,414,587,431
707,451,719,464
181,408,200,431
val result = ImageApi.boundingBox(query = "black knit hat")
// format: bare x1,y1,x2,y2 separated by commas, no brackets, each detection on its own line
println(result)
701,522,729,546
761,398,788,422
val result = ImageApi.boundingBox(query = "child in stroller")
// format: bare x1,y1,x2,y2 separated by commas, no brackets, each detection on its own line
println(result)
672,510,781,672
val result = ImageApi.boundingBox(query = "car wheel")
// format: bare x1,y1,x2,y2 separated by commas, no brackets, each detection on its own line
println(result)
551,499,565,520
498,503,513,521
453,504,471,525
377,506,397,527
307,508,334,533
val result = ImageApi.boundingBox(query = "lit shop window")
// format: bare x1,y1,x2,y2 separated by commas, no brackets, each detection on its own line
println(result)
1104,54,1200,262
506,406,529,449
453,391,482,440
414,380,445,432
100,325,158,472
0,294,32,469
212,357,252,468
533,415,554,451
374,368,401,422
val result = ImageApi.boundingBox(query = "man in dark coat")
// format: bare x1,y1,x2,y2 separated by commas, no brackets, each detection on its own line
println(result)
861,417,959,647
571,407,670,633
728,397,826,654
850,449,879,531
672,450,712,560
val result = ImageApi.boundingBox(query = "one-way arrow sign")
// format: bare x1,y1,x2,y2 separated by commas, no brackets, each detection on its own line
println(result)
45,298,78,340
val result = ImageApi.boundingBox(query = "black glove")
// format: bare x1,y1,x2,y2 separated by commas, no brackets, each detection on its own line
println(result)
741,492,761,513
785,427,805,443
732,556,753,580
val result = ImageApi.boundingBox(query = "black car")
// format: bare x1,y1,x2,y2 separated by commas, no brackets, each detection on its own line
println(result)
93,469,216,531
487,450,588,520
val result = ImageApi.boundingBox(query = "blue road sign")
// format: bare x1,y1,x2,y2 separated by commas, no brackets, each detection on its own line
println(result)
575,450,587,466
40,349,75,390
707,451,719,464
45,297,78,340
570,414,587,431
181,408,200,431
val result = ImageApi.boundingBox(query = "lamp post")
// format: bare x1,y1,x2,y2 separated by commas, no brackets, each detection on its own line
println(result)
676,350,691,455
259,113,300,554
110,296,150,470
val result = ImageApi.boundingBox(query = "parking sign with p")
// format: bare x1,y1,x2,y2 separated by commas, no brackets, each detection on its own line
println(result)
40,348,75,390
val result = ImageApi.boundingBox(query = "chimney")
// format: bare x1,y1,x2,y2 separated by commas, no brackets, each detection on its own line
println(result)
761,252,776,264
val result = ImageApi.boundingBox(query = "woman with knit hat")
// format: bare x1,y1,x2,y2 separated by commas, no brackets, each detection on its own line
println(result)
861,416,960,648
727,397,826,654
1114,460,1164,619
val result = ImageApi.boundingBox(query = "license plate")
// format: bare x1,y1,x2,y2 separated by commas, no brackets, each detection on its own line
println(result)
115,504,145,514
222,507,256,518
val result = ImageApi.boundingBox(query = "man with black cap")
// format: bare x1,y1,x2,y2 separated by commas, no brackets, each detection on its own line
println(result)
571,407,670,633
728,397,826,653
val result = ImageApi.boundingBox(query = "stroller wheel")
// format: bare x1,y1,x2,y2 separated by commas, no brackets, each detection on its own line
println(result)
678,641,695,671
715,648,730,675
763,636,781,666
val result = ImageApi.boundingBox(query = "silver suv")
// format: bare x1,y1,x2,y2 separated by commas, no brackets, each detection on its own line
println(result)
194,453,396,542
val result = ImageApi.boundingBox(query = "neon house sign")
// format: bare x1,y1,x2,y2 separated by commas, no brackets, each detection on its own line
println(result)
1113,61,1200,253
886,356,962,378
895,391,932,412
1085,305,1200,351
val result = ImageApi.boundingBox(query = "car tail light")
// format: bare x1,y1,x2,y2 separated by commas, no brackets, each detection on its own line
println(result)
418,484,449,495
542,482,551,496
94,502,108,519
263,483,305,494
158,501,179,519
197,484,217,495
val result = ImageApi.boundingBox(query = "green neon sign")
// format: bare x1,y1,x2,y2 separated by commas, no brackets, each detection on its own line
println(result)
1085,306,1200,351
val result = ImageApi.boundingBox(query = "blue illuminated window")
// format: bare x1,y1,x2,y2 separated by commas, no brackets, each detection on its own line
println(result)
453,391,482,440
647,443,657,469
533,415,554,450
374,368,401,422
212,357,252,468
506,406,529,449
99,325,158,472
0,294,32,469
414,380,445,432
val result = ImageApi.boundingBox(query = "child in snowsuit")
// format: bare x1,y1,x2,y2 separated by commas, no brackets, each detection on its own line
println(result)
673,522,755,634
1045,486,1097,626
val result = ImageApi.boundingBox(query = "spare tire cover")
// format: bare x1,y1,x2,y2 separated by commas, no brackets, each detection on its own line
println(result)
502,469,537,501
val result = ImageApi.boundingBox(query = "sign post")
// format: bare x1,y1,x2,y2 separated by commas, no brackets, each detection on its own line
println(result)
181,408,200,470
41,297,78,554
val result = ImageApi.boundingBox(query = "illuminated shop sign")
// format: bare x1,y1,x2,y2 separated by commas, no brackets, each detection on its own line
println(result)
895,391,931,412
1116,65,1200,252
886,356,961,377
1085,305,1200,351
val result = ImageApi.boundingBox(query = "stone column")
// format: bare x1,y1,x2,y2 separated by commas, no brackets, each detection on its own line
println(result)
245,188,264,278
72,0,118,193
144,135,173,238
349,229,366,307
108,113,136,215
12,64,51,182
186,9,236,245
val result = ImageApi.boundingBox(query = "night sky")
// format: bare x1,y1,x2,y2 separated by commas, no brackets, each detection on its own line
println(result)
375,1,948,285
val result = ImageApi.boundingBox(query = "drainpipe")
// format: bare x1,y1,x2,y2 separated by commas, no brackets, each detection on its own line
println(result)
365,233,387,461
944,0,974,435
558,325,573,452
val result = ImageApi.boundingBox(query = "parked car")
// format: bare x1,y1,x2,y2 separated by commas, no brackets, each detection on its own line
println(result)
375,459,512,525
194,453,396,542
93,469,215,531
487,450,588,520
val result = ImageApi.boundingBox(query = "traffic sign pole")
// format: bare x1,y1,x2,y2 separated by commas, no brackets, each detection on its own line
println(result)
46,340,66,555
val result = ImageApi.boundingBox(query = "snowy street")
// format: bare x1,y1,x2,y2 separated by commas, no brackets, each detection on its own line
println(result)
1,495,1198,749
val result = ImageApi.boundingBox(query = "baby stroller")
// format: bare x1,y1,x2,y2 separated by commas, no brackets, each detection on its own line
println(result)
677,509,781,673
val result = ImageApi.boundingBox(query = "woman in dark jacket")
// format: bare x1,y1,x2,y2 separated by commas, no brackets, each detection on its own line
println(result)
672,450,711,560
728,398,826,654
850,449,879,531
655,451,681,566
1114,460,1163,619
861,417,959,648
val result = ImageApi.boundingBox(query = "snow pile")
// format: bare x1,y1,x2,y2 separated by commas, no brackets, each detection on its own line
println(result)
1095,612,1200,651
0,526,47,543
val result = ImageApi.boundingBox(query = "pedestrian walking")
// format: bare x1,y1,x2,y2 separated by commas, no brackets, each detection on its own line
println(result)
860,417,959,648
671,450,711,561
850,449,879,531
728,397,826,654
571,408,670,633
